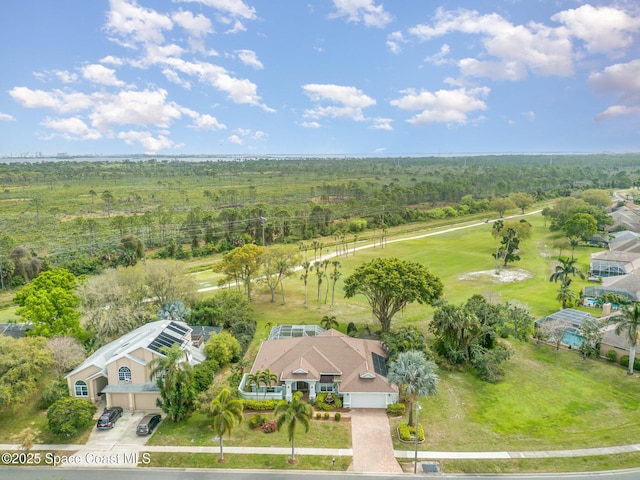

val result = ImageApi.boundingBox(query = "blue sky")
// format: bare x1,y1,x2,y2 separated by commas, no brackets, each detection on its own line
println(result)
1,0,639,156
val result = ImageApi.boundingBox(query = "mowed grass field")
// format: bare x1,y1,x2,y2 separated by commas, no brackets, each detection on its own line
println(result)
205,212,640,452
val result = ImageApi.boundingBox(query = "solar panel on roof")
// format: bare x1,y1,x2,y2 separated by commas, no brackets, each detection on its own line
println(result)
166,321,189,335
371,352,387,377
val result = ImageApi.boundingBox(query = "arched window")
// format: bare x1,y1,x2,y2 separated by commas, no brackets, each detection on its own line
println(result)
118,366,132,382
75,380,88,397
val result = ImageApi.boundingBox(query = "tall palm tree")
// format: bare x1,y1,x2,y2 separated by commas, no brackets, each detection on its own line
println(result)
244,370,261,394
549,257,585,288
556,285,577,309
208,389,243,462
614,302,640,375
388,350,439,427
274,392,313,463
148,343,196,422
320,315,339,330
260,368,278,399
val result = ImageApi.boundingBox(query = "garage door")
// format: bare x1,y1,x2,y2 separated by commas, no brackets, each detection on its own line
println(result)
135,393,160,411
349,393,387,408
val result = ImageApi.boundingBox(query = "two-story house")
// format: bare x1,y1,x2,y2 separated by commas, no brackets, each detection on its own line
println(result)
65,320,204,411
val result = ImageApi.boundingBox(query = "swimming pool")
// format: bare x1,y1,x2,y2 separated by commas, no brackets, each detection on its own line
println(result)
562,330,584,348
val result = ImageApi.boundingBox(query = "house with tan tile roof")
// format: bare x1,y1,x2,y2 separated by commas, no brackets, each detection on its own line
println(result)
239,327,398,409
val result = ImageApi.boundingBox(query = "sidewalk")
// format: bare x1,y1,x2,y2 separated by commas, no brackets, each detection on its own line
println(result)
3,442,640,459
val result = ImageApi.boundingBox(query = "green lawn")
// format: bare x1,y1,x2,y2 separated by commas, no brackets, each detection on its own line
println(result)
141,452,352,470
148,410,351,449
393,341,640,452
438,452,640,474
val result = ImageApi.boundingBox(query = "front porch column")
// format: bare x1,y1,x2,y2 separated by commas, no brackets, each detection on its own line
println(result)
309,382,316,401
285,382,292,401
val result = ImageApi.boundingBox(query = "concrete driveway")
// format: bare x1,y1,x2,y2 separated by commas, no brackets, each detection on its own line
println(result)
348,409,403,473
86,410,152,447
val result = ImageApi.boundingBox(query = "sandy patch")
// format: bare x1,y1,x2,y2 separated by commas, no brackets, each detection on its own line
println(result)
459,268,533,283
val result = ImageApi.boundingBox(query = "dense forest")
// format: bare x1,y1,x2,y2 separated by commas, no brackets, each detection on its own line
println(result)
0,154,638,285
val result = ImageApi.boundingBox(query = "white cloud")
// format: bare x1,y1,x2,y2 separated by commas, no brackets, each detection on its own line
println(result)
55,70,78,83
177,0,256,33
424,44,451,66
522,111,536,121
172,9,213,37
330,0,393,28
33,70,78,84
390,86,490,125
106,0,173,47
100,55,124,66
118,130,176,154
177,0,257,20
552,5,640,57
301,121,321,128
236,49,263,69
41,116,102,140
88,88,182,130
386,31,405,54
302,84,376,121
228,134,243,144
9,87,94,113
82,64,125,86
589,59,640,120
162,68,192,89
408,8,574,79
0,112,15,121
371,117,393,130
192,114,226,130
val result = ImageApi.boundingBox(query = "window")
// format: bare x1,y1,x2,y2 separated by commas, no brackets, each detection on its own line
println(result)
118,366,132,382
75,381,88,397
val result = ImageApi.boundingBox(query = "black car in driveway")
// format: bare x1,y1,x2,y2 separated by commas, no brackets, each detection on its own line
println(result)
96,407,124,429
136,413,161,435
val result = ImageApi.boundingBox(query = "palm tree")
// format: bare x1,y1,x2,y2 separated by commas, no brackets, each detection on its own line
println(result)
556,285,577,309
320,315,339,330
388,350,439,427
208,389,243,462
244,370,261,394
300,261,311,307
329,260,342,307
274,392,313,463
260,368,278,399
614,303,640,375
148,343,196,422
549,257,585,288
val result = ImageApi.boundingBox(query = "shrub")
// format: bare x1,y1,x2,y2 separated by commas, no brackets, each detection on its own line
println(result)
386,403,406,416
47,397,97,437
323,412,330,420
334,412,341,421
606,350,617,363
249,413,267,429
39,380,70,410
261,419,277,433
315,392,342,410
619,355,640,371
242,399,287,411
316,412,322,419
397,422,425,442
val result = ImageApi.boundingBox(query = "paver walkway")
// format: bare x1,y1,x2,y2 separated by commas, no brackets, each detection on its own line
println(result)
348,408,403,473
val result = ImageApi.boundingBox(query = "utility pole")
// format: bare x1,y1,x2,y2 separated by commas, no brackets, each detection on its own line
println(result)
260,216,267,246
413,403,421,474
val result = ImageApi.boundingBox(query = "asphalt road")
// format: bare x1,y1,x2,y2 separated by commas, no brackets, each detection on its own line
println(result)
2,467,640,480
